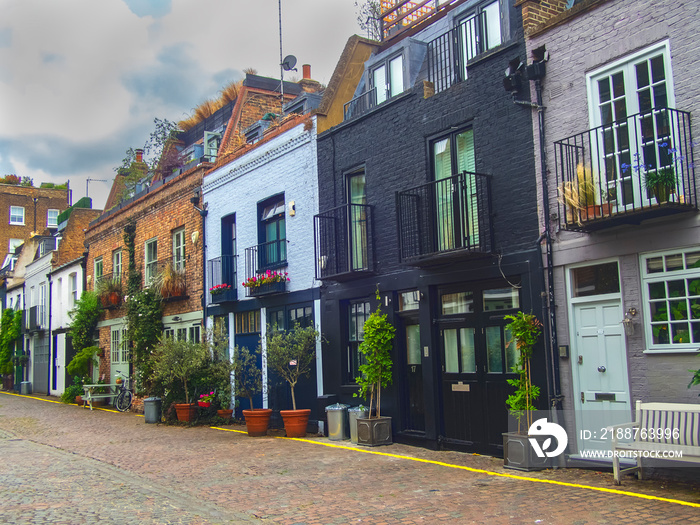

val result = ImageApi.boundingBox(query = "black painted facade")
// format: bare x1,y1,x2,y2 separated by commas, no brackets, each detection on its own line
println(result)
316,3,547,454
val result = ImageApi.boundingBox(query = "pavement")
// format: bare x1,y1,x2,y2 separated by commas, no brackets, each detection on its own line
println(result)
0,391,699,524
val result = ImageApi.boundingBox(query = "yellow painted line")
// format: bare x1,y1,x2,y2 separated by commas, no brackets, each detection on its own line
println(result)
211,425,700,509
0,390,140,415
210,426,248,434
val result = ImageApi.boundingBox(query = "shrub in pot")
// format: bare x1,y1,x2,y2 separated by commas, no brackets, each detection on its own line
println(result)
264,323,320,438
354,289,396,446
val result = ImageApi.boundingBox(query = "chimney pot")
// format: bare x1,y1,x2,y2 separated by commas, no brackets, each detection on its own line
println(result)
303,64,311,80
135,149,144,163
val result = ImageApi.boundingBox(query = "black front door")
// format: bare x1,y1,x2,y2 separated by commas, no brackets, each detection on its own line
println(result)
438,285,519,454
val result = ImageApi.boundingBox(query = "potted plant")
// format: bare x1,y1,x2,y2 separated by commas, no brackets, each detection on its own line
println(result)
198,390,214,407
502,311,548,471
264,323,320,438
154,262,187,299
354,289,396,446
644,165,676,203
558,164,608,225
96,276,123,307
233,345,270,436
152,338,207,422
209,283,232,296
242,270,289,296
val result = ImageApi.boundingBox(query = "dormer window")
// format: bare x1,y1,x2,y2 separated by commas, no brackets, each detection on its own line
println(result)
458,1,502,63
204,131,221,161
371,53,405,105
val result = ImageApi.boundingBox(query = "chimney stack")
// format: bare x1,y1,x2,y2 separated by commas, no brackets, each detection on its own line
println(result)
135,149,144,163
303,64,311,80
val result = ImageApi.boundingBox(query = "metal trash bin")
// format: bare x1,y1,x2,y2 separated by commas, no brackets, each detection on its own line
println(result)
143,397,162,424
348,406,368,444
325,403,350,441
20,381,32,395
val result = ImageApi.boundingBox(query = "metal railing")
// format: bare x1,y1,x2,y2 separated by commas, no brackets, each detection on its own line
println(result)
554,107,696,231
427,10,487,93
207,255,237,303
314,203,374,280
397,171,492,261
245,239,288,280
381,0,465,41
344,88,381,121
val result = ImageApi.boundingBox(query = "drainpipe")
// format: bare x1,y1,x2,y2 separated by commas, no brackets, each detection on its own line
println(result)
46,271,52,394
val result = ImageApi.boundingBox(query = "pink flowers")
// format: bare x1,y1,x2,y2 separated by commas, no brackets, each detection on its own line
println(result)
242,269,289,288
199,391,215,402
209,284,232,295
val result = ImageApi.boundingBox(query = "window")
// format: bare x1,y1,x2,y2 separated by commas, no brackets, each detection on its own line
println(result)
189,325,201,343
399,290,420,311
145,238,158,284
235,311,261,334
47,209,59,228
458,1,502,66
173,228,186,272
483,287,520,311
10,206,24,225
347,170,369,271
288,305,313,328
587,42,675,209
113,250,122,282
259,196,286,269
111,328,129,364
204,131,221,161
347,300,371,383
39,283,47,326
94,257,103,284
372,54,404,105
68,272,78,308
642,249,700,350
432,128,478,252
571,262,620,297
9,238,22,254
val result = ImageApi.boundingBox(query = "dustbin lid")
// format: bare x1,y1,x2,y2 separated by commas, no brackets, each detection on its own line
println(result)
144,397,161,402
348,405,368,413
325,403,350,412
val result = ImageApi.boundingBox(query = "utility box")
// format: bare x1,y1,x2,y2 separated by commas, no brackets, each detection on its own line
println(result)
20,382,32,395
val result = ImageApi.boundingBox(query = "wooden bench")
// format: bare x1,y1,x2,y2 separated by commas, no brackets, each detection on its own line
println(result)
610,400,700,484
82,383,120,410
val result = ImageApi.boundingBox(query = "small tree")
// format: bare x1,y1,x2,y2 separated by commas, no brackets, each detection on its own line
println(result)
264,324,319,411
355,289,395,418
233,345,262,410
68,291,101,353
66,345,100,381
504,312,542,432
151,338,207,404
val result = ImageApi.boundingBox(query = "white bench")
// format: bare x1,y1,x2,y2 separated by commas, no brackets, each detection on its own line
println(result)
610,400,700,484
82,383,120,410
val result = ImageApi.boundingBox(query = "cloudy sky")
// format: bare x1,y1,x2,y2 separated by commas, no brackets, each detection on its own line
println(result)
0,0,366,210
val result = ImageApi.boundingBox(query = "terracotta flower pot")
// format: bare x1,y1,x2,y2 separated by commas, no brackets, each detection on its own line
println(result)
280,409,311,438
242,408,272,437
174,403,197,422
75,395,83,406
217,409,233,420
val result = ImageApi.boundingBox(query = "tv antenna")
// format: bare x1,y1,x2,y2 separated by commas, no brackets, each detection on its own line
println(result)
278,0,297,102
86,178,107,199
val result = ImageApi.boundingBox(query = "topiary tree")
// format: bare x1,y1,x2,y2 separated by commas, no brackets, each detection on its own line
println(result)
264,323,320,411
354,289,395,418
233,345,262,410
504,312,542,432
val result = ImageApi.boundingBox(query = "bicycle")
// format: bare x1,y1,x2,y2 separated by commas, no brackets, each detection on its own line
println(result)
114,370,133,412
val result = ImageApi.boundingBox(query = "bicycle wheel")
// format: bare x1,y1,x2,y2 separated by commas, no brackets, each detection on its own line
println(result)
116,390,133,412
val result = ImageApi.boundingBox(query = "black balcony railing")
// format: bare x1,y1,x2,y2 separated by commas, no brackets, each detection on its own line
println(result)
314,203,375,280
245,239,288,276
554,107,696,232
397,171,492,262
207,255,237,303
28,305,45,331
344,88,381,121
427,10,487,93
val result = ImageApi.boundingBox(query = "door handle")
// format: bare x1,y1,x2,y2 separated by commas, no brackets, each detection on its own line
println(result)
597,365,606,373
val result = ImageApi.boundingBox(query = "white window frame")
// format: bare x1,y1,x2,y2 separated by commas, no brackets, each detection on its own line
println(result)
145,238,158,284
371,53,405,105
113,249,122,282
39,283,47,327
640,248,700,353
10,206,24,225
47,209,59,228
94,257,103,284
68,272,78,309
457,0,502,65
173,227,186,272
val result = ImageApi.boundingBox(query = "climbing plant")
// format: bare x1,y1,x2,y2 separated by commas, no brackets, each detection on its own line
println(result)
0,309,21,375
68,291,101,353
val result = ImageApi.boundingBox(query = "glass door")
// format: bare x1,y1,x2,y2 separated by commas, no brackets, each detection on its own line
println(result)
347,172,368,271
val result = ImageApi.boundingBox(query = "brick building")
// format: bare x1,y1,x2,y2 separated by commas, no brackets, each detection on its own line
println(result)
314,0,545,454
520,0,700,458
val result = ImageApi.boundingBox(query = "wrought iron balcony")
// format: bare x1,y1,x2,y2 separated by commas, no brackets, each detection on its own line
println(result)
314,203,375,280
207,255,237,303
344,88,382,121
554,107,697,232
427,9,487,93
396,171,493,263
245,239,288,276
28,305,45,331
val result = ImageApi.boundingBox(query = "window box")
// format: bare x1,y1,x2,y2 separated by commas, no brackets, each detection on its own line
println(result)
247,280,286,298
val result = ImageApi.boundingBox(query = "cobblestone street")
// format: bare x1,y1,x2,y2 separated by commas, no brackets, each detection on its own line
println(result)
1,392,698,524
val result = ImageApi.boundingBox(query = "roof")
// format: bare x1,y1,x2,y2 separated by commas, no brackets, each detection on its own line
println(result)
243,74,303,96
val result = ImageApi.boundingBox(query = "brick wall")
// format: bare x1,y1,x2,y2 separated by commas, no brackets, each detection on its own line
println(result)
84,166,206,375
0,184,69,257
516,0,573,34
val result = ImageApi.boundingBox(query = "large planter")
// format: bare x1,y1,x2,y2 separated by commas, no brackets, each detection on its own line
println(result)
174,403,198,422
502,432,551,471
217,409,233,420
242,408,273,436
356,416,392,446
280,409,311,438
248,280,286,297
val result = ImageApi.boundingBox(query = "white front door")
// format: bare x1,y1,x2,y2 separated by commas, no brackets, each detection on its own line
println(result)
572,299,631,453
110,327,128,385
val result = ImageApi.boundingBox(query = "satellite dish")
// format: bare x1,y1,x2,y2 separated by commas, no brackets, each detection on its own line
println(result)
282,55,297,71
